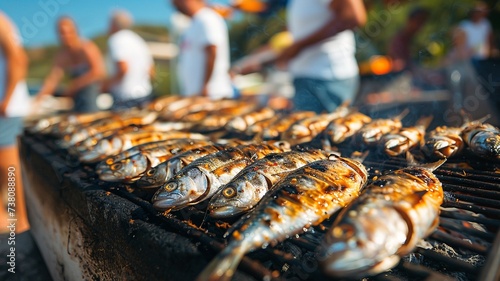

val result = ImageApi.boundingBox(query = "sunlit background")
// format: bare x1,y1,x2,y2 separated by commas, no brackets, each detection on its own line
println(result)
1,0,499,100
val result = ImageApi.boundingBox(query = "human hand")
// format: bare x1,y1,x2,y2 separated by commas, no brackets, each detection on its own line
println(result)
200,85,209,97
275,43,302,68
0,102,7,117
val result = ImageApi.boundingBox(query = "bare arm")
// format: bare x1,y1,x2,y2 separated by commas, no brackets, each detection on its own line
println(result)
65,42,105,96
201,44,216,97
102,61,127,92
488,29,497,58
0,14,28,116
277,0,366,63
35,56,65,99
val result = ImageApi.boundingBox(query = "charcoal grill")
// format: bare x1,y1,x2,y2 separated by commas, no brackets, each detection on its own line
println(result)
19,128,500,281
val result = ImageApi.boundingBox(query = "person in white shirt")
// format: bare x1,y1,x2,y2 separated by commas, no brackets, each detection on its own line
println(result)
103,10,155,109
0,11,30,233
459,1,494,61
172,0,234,99
277,0,366,113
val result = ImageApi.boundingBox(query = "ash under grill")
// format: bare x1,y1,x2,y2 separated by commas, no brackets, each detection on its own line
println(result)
20,131,500,281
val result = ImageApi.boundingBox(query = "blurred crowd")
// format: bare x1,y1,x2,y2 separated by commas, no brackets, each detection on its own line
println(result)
1,1,499,234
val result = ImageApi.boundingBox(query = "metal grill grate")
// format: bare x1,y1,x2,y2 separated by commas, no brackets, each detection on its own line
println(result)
25,130,500,281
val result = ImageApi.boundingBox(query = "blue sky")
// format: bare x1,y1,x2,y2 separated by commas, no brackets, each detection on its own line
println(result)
0,0,230,47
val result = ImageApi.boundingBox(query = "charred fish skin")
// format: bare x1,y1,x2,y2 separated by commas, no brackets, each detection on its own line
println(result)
461,123,500,160
381,116,432,157
422,126,464,159
152,142,290,211
96,139,212,183
225,107,275,133
135,144,230,189
355,118,403,147
324,112,372,144
196,157,368,281
208,149,334,218
79,131,207,163
318,164,444,278
260,111,316,140
282,106,351,145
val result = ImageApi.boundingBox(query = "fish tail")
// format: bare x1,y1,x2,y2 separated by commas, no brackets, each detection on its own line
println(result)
395,108,410,121
253,131,264,142
460,109,491,127
415,115,433,130
406,152,446,171
196,243,247,281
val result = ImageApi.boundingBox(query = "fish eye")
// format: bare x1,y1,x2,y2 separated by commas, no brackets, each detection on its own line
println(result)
222,187,236,198
164,182,177,192
147,168,156,176
106,158,114,165
110,163,122,171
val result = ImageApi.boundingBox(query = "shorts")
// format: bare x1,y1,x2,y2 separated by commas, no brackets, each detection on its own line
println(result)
111,94,153,111
0,117,24,147
292,76,359,113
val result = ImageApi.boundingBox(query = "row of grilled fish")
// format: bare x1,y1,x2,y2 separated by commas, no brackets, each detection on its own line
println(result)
194,155,445,280
24,96,487,279
423,115,500,161
93,135,445,279
26,95,500,163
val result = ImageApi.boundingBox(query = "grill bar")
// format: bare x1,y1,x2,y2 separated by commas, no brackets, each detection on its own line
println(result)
440,210,500,227
439,218,496,241
442,201,500,217
399,262,456,281
415,248,478,274
430,230,488,255
444,185,500,200
437,176,500,192
451,193,500,208
477,230,500,281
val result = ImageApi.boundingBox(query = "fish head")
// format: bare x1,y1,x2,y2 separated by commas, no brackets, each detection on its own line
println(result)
361,129,382,144
469,131,500,160
289,124,310,139
226,117,247,132
97,154,149,182
136,162,168,189
423,136,461,159
209,173,268,218
384,135,409,157
80,137,124,163
327,124,348,144
331,155,368,183
152,167,208,211
319,207,407,278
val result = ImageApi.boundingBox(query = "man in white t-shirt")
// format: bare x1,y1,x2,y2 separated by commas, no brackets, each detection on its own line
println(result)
277,0,366,113
459,1,494,60
172,0,234,99
103,10,154,109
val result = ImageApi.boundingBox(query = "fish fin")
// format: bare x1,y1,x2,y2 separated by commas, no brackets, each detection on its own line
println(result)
252,130,264,142
195,244,247,281
208,131,229,142
406,152,446,171
407,190,428,205
321,134,334,151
